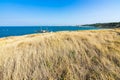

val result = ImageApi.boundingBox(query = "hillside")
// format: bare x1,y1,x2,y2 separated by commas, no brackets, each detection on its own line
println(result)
82,22,120,28
0,29,120,80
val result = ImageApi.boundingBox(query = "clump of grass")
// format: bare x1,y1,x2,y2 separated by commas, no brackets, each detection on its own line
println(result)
0,29,120,80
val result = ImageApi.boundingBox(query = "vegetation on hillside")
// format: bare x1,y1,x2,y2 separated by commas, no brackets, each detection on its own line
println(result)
0,29,120,80
82,22,120,28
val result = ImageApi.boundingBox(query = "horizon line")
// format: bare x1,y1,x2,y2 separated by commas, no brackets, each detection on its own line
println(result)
0,21,120,26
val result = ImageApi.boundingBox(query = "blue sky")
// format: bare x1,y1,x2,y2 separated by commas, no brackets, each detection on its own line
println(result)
0,0,120,26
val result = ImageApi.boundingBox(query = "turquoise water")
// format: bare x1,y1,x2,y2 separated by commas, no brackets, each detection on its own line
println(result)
0,26,99,38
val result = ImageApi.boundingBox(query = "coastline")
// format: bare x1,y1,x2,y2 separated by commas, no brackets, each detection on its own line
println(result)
0,29,120,80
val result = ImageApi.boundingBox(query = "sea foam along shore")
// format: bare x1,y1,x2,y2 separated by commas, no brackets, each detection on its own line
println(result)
0,29,120,80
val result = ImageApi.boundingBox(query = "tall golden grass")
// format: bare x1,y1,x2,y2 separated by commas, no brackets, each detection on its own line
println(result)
0,29,120,80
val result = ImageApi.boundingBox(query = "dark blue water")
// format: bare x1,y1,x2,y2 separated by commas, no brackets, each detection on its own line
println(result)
0,26,99,38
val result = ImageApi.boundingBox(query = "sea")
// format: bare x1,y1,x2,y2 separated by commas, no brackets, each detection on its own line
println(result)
0,26,99,38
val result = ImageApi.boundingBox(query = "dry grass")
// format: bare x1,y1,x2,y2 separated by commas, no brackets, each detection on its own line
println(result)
0,29,120,80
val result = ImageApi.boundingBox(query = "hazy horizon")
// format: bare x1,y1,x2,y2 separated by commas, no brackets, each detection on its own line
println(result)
1,0,120,26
